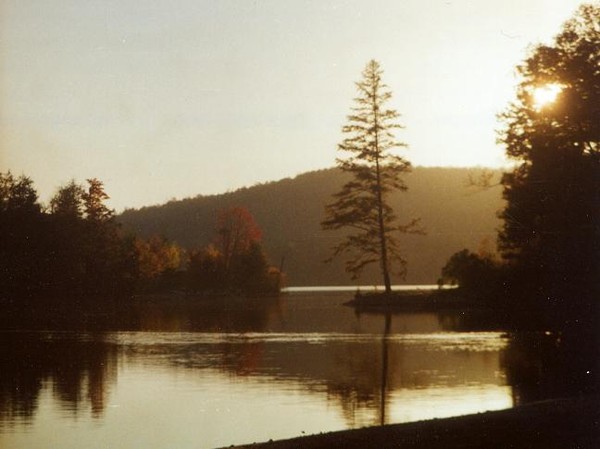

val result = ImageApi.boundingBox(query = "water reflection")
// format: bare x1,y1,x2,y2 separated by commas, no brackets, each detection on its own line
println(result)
502,330,599,406
0,332,118,427
135,297,284,333
0,292,591,448
380,313,391,425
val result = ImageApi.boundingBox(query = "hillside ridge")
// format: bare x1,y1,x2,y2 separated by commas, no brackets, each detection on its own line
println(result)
119,166,504,285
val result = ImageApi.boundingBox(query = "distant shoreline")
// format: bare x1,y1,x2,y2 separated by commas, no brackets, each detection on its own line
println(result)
282,285,453,293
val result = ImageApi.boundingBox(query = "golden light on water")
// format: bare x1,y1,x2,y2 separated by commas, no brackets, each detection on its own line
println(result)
532,83,563,109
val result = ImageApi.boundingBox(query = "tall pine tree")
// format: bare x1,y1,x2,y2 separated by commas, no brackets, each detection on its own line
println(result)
322,60,419,293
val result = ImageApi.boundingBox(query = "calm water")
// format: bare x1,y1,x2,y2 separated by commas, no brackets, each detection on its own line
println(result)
0,291,569,449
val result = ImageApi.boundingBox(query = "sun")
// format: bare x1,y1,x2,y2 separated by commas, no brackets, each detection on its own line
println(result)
532,83,562,109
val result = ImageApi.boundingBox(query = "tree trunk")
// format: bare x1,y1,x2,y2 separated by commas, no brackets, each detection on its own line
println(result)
372,81,392,295
376,179,391,294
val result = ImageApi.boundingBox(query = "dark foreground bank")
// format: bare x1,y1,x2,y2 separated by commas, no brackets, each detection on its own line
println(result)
222,396,599,449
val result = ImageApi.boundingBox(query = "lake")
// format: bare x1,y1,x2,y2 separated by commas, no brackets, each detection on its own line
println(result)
0,290,573,449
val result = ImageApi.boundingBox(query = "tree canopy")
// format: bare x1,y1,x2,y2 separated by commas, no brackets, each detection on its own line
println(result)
498,4,600,304
50,180,85,219
0,174,282,301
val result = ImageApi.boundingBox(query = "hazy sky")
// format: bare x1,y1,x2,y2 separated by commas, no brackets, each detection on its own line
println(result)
0,0,584,210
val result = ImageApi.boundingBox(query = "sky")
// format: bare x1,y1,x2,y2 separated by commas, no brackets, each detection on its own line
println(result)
0,0,586,210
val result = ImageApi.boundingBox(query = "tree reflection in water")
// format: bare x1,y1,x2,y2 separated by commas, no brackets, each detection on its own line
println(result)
502,329,599,406
0,295,283,429
0,293,594,437
318,310,509,428
380,313,392,426
0,332,118,427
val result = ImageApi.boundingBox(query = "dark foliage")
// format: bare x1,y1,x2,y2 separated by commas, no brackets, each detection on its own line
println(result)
497,4,600,319
229,242,280,296
0,173,282,300
186,207,281,296
440,249,504,301
0,172,46,298
187,246,226,293
0,174,172,300
441,5,600,329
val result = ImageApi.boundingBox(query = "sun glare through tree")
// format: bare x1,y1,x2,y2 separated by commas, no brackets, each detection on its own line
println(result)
532,83,563,109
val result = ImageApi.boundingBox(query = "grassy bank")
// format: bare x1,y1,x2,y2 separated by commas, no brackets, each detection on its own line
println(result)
222,396,598,449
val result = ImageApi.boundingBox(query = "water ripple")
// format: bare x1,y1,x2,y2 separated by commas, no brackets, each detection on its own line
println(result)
105,331,508,352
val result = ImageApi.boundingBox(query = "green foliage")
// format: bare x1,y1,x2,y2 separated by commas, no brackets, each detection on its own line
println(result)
322,60,420,292
498,4,600,301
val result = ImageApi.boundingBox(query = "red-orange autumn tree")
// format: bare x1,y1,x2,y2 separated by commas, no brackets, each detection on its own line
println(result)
215,206,262,275
187,206,281,296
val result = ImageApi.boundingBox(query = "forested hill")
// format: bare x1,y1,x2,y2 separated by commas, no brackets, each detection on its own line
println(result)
118,167,504,286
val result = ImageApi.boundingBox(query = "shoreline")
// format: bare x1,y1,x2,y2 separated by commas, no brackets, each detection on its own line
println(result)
345,288,488,313
221,395,599,449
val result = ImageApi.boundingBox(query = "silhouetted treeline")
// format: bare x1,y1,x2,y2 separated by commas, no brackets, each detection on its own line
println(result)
0,173,137,299
0,173,280,301
497,5,600,312
440,5,600,335
119,167,504,286
0,332,119,423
